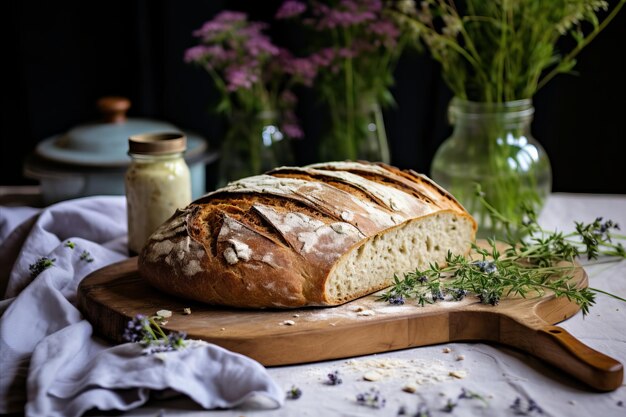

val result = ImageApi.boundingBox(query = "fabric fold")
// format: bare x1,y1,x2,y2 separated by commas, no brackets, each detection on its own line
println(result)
0,196,284,416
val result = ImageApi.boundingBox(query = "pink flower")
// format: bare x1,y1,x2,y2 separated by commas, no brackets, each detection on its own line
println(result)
370,20,400,48
193,11,248,40
184,45,210,63
214,10,247,23
279,50,317,86
370,20,399,38
314,0,379,29
337,47,356,59
276,0,307,19
225,65,259,91
207,45,237,64
310,47,337,68
185,8,313,133
245,33,280,57
281,123,304,139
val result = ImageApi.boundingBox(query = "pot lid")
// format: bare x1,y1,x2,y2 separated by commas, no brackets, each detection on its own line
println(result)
35,96,207,167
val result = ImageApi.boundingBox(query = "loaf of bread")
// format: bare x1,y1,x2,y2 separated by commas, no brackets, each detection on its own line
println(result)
138,161,477,308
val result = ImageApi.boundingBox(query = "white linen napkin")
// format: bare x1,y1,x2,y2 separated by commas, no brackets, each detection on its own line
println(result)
0,196,284,416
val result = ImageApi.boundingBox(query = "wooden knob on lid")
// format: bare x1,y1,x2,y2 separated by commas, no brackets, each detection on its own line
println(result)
97,96,131,123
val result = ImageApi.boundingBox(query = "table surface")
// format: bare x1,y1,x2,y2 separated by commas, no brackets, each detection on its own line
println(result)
4,191,624,416
98,193,624,417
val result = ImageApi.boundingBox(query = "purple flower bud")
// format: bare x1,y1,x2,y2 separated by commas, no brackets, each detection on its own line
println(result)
276,0,307,19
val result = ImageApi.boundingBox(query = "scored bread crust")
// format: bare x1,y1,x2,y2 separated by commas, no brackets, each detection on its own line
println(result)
138,161,477,308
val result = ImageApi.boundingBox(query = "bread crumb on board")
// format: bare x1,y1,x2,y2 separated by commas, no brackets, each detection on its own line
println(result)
403,383,419,393
455,355,465,361
357,310,376,316
156,309,172,318
182,307,191,315
449,370,467,379
280,320,296,326
363,371,382,381
442,347,452,353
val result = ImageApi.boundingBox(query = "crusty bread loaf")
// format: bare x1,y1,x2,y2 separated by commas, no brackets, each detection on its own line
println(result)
138,161,477,308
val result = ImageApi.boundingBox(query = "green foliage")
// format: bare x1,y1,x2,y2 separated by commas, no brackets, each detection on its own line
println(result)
389,0,625,101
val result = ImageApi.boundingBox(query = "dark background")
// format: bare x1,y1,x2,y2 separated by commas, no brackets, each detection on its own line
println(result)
2,0,625,193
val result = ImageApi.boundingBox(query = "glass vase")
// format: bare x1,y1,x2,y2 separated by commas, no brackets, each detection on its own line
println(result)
218,110,294,187
319,95,390,164
430,98,552,239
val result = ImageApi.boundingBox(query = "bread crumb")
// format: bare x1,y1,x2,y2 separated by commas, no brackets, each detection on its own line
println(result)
352,306,366,312
331,223,348,234
357,310,376,316
403,383,418,393
280,320,296,326
455,355,465,361
448,370,467,379
341,211,354,221
363,371,382,381
183,307,191,315
568,400,576,405
220,327,226,331
156,309,172,318
293,314,300,318
330,323,336,326
159,320,168,325
442,347,451,353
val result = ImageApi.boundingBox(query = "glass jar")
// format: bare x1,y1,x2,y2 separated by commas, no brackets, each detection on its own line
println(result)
125,132,192,255
430,98,552,239
217,110,294,187
319,95,390,164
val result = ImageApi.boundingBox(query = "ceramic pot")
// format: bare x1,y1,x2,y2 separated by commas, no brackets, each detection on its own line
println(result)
24,97,217,205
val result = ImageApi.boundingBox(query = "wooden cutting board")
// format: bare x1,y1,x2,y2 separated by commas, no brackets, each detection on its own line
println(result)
77,256,623,392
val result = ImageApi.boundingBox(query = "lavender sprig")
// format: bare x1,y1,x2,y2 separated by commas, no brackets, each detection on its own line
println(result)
510,396,544,415
29,257,55,278
326,370,343,385
287,385,302,399
400,403,430,417
123,314,187,354
356,388,386,409
80,250,94,263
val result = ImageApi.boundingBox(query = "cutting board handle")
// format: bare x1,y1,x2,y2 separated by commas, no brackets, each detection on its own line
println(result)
502,316,623,391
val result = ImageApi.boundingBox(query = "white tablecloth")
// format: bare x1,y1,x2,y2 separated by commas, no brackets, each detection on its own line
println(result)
2,193,626,416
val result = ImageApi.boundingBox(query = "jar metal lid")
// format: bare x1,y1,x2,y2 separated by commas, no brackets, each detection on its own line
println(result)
128,132,187,155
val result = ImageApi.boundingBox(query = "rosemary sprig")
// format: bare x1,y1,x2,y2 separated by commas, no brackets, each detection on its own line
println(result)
380,188,625,315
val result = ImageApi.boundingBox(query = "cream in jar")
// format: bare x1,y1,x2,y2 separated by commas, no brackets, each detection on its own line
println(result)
125,132,191,255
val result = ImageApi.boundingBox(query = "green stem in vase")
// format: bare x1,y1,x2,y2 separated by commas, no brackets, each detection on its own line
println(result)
373,102,390,164
432,99,549,239
343,28,357,161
